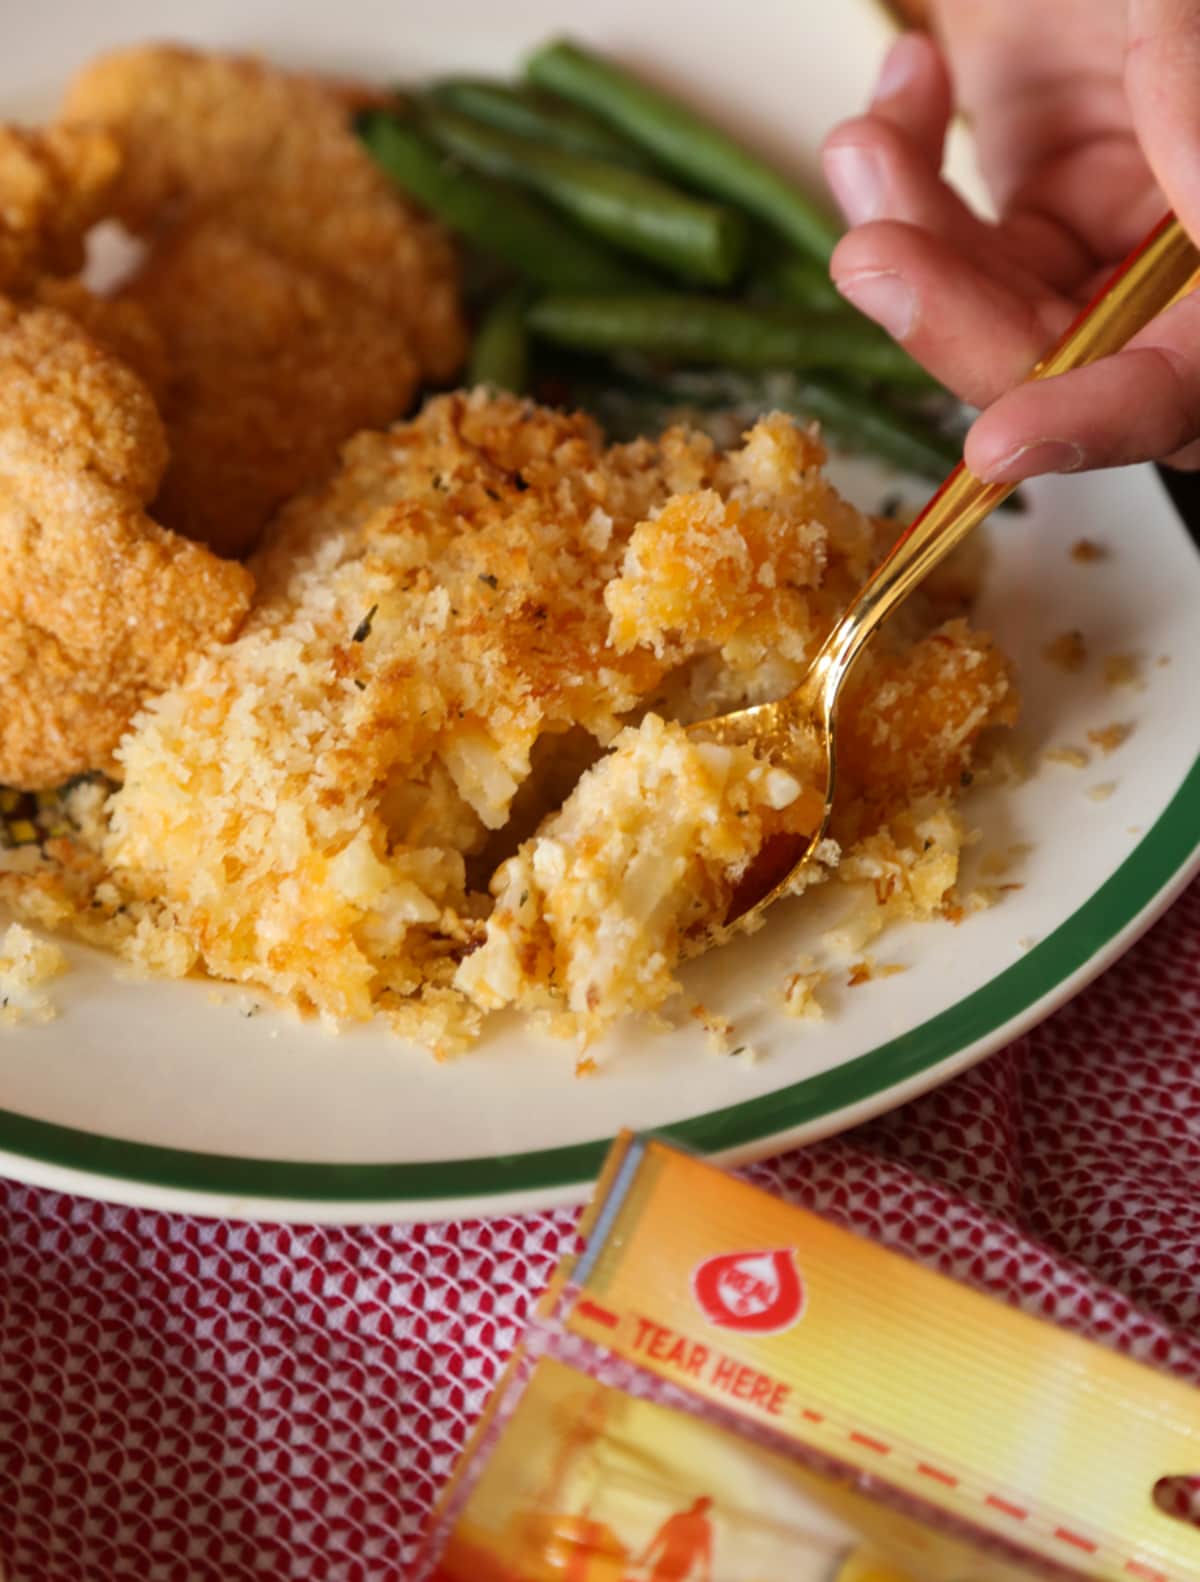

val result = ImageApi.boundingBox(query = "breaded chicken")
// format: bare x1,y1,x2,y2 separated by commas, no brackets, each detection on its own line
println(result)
33,276,169,401
62,46,467,556
0,124,120,294
122,219,423,552
0,302,252,789
0,120,169,398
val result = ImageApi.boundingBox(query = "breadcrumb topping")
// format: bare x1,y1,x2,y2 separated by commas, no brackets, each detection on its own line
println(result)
0,395,1018,1051
0,922,66,1026
1044,745,1090,769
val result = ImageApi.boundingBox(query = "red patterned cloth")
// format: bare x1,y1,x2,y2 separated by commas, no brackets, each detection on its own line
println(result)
2,878,1199,1581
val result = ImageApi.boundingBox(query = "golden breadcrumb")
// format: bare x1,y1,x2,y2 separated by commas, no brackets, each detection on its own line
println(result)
1103,653,1142,691
1042,629,1087,672
1088,722,1133,754
1,395,1017,1049
1070,538,1108,562
781,967,826,1021
829,797,968,955
846,959,906,986
0,922,66,989
0,301,252,788
125,219,424,552
1043,745,1090,769
62,45,466,555
0,921,67,1027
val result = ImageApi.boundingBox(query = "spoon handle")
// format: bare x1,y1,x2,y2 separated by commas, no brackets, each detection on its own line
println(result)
803,212,1200,706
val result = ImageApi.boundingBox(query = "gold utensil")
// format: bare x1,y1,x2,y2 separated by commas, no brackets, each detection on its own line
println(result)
694,211,1200,939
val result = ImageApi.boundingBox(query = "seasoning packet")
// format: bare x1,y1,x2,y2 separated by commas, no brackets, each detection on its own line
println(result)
413,1134,1200,1581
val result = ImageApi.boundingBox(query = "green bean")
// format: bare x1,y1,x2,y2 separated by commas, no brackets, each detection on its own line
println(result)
604,367,1020,500
422,106,747,285
468,289,531,392
751,242,843,313
429,77,650,168
764,377,1026,504
664,369,1030,502
356,111,647,290
544,362,960,484
526,293,936,387
770,377,962,480
525,39,840,264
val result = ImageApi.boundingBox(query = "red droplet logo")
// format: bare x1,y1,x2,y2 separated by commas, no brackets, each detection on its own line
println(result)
691,1248,805,1334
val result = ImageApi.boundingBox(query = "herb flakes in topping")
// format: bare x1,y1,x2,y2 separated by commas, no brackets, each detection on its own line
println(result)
352,604,378,643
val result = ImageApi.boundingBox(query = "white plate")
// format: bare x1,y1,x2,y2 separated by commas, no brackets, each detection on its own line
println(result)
2,0,1197,1223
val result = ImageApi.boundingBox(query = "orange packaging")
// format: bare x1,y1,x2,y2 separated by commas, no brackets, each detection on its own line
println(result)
413,1134,1200,1582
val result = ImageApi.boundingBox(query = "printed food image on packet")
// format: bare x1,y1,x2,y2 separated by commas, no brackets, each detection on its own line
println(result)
415,1134,1200,1582
422,1352,918,1582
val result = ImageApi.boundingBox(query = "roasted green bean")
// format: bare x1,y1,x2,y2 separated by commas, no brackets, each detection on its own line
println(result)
527,293,935,386
357,111,647,290
468,289,531,392
430,77,650,167
526,39,840,263
423,106,747,285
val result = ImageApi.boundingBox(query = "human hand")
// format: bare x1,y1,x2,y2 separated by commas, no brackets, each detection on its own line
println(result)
820,0,1200,480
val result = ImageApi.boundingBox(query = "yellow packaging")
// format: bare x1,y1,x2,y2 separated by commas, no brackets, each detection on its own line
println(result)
415,1134,1200,1581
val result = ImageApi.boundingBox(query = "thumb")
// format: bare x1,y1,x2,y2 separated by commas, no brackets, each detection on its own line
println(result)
1125,0,1200,241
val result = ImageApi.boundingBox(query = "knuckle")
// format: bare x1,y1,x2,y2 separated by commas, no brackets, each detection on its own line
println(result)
1143,341,1200,449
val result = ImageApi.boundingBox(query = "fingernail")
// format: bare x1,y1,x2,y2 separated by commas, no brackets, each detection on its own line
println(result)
837,270,917,340
875,34,923,101
980,439,1086,482
824,145,885,226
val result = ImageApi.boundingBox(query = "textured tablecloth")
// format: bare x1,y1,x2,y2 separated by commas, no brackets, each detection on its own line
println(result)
2,877,1199,1581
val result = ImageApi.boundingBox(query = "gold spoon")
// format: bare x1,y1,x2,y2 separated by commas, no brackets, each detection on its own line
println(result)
693,212,1200,938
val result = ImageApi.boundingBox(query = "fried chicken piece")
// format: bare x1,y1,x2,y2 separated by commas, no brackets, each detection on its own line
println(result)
33,277,169,401
62,45,467,556
122,219,422,553
0,124,120,294
0,302,253,789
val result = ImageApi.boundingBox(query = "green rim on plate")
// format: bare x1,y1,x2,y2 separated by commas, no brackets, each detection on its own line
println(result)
0,753,1196,1205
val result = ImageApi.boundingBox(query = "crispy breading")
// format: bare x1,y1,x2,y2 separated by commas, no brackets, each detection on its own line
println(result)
123,219,423,553
61,45,460,366
32,276,169,401
0,124,120,293
0,118,169,400
62,45,467,555
0,302,253,789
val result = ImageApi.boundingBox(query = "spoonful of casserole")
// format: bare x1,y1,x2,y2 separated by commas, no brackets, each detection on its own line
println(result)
458,213,1199,1040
